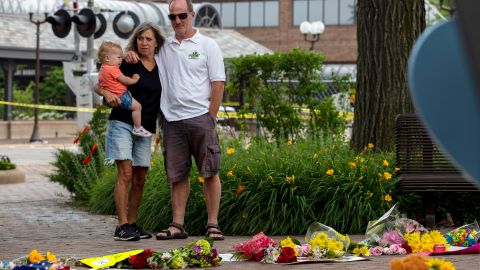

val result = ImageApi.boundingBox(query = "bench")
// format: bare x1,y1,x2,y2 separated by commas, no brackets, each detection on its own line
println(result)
394,113,479,228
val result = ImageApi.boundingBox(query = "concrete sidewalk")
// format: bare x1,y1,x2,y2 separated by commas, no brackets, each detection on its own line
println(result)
0,146,479,269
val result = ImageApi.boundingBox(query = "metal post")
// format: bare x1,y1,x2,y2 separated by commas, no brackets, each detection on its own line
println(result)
28,12,48,143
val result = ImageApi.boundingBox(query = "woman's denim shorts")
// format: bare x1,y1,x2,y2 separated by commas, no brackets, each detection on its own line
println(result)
105,120,152,167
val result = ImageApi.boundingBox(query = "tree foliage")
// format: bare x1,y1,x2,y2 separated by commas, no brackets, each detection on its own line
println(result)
226,49,345,141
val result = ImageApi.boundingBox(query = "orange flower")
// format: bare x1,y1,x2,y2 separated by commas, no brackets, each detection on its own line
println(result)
326,169,334,176
82,143,98,164
235,184,245,196
287,140,293,145
226,148,235,155
198,177,205,183
385,194,392,202
73,124,90,144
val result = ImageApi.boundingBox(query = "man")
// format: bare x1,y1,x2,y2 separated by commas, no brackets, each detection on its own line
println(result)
126,0,225,240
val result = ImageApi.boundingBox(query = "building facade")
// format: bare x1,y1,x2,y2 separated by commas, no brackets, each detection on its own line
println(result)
193,0,357,63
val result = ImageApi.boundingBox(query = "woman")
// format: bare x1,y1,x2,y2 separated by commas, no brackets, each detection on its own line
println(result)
95,22,164,241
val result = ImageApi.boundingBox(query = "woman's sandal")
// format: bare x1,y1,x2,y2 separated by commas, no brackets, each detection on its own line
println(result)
205,223,225,241
156,222,189,240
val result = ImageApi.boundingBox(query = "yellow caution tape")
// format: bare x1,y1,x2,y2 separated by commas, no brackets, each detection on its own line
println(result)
0,100,353,121
0,100,97,112
80,250,144,269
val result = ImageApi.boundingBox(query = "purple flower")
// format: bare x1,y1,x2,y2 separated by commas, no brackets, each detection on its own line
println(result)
369,246,383,256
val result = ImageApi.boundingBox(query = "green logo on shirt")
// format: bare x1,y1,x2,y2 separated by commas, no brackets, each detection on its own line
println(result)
189,51,200,59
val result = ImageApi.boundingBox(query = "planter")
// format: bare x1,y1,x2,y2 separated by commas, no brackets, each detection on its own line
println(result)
0,168,25,184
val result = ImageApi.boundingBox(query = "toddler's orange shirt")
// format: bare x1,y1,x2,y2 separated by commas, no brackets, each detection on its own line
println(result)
98,65,127,96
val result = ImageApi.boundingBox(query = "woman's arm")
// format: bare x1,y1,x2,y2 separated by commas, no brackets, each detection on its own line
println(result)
94,83,121,107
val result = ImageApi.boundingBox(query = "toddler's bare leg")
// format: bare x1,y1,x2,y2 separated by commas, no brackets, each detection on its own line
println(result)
131,98,142,128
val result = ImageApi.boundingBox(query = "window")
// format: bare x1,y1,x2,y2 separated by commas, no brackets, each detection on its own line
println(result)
339,0,356,24
324,0,338,24
235,2,249,27
293,0,356,26
221,3,235,27
250,2,265,26
309,0,323,22
218,1,279,28
265,1,279,26
293,0,308,26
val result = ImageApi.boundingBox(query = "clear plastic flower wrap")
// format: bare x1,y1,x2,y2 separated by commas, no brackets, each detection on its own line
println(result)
362,203,427,247
445,221,480,247
305,222,351,258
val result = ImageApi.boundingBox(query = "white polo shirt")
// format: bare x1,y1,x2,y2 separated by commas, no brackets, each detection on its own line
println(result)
156,30,226,121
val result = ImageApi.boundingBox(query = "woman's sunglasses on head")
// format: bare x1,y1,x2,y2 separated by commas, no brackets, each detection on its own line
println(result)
168,13,188,20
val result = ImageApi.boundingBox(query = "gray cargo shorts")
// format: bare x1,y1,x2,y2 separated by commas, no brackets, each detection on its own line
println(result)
162,113,221,183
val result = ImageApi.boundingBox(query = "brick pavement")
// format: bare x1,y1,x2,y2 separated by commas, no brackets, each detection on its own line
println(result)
0,148,479,269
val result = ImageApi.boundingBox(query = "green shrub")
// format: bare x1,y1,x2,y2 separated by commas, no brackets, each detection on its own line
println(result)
48,106,109,204
0,159,16,170
226,49,347,141
89,136,399,235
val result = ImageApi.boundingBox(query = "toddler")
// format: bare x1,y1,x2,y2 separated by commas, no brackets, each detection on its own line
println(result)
97,41,151,137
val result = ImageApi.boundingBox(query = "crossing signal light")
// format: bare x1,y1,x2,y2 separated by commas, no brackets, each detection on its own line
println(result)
94,13,107,39
72,8,96,38
113,11,140,39
46,9,72,38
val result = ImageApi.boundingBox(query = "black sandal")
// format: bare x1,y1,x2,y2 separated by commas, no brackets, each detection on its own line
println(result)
156,222,189,240
205,223,225,241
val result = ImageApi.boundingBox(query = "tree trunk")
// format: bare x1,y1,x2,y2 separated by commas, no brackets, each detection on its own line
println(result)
351,0,425,151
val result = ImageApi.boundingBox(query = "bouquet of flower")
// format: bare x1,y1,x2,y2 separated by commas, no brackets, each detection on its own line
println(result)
148,239,221,269
231,232,276,261
403,230,450,253
305,222,350,259
8,250,76,270
363,203,427,248
445,222,479,247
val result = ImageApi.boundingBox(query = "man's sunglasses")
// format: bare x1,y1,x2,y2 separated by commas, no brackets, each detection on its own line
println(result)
168,13,189,21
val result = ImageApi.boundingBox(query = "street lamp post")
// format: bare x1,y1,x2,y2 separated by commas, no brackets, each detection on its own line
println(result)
28,10,49,142
299,21,325,51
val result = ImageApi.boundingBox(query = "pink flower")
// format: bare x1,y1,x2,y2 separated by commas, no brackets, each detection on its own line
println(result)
369,246,383,256
378,231,406,246
296,244,311,256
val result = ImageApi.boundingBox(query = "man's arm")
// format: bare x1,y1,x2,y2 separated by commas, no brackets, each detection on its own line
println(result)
94,84,121,107
209,81,225,120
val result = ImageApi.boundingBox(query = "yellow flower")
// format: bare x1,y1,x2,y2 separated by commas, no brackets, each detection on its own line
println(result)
382,160,389,166
348,161,357,168
368,143,374,149
46,251,57,263
226,147,235,155
198,177,204,183
326,169,334,176
286,175,295,184
383,172,392,180
360,246,370,256
352,247,362,256
287,140,293,145
426,258,456,270
226,170,234,177
327,240,344,252
356,156,365,163
395,167,400,172
268,175,274,183
28,249,45,263
384,194,392,202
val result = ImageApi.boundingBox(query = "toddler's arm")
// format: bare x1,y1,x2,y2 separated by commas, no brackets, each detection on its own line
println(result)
117,73,140,85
